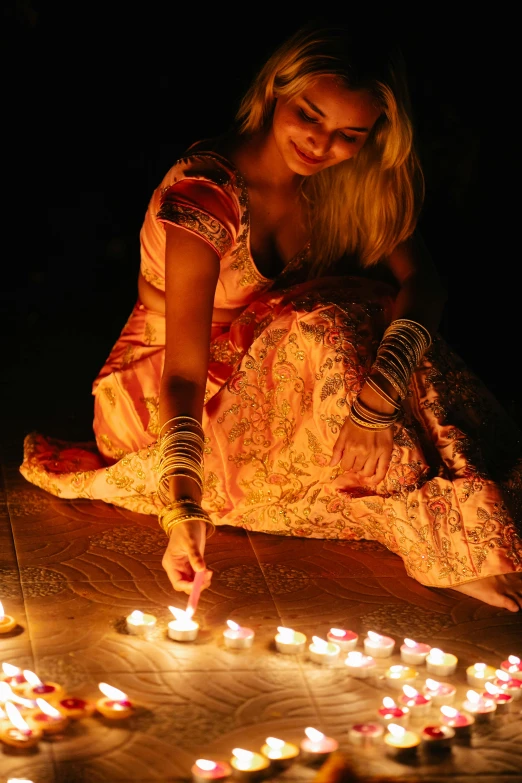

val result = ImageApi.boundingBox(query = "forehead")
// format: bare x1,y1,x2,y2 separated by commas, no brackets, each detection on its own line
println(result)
298,74,382,128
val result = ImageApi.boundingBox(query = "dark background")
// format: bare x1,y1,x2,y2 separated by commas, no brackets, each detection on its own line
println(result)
2,4,500,445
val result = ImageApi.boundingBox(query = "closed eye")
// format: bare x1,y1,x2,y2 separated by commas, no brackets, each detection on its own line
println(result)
299,108,358,144
299,108,318,124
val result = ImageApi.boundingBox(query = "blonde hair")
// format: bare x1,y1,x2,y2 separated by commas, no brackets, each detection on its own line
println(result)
236,22,424,276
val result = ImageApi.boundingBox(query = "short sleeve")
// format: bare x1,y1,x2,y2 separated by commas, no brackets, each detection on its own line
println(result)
157,171,239,260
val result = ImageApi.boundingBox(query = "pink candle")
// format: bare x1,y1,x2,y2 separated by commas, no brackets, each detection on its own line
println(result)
377,697,410,727
326,628,358,651
483,683,513,715
191,759,232,782
495,669,522,700
398,685,431,718
300,727,338,763
363,631,395,658
420,724,455,752
348,722,384,747
461,689,497,722
439,706,475,738
222,620,255,650
423,678,456,706
344,651,377,678
500,655,522,681
400,638,431,665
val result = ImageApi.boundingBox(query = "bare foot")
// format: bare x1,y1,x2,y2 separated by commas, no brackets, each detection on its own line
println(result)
451,574,522,611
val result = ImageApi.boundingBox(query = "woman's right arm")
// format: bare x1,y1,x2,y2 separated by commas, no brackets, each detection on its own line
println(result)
159,222,220,594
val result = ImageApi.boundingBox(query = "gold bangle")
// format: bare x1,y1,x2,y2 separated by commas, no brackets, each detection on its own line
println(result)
365,376,401,410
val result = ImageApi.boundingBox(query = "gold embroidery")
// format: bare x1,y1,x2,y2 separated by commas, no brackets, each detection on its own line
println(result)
99,434,126,460
144,323,157,345
157,202,232,257
141,397,160,436
102,386,116,407
121,345,135,367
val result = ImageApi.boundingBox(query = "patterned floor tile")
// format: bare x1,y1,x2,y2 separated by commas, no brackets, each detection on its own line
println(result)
0,749,55,783
0,575,34,663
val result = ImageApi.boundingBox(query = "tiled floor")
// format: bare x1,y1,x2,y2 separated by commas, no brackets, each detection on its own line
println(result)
1,426,522,783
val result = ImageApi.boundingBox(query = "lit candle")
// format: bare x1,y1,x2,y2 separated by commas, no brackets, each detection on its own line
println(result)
223,620,255,650
326,628,358,651
384,664,418,690
260,736,300,768
308,636,340,665
96,682,134,719
439,706,475,738
167,605,199,642
483,682,513,715
274,626,307,654
398,684,431,718
466,662,497,688
461,689,497,722
423,678,456,706
363,630,395,658
494,669,522,700
0,682,36,717
6,779,36,783
1,663,27,694
347,722,384,747
377,697,410,727
57,697,97,720
28,698,69,735
22,670,64,702
384,723,420,759
125,609,157,635
500,655,522,681
420,724,455,752
230,748,270,779
299,727,339,764
344,650,377,678
400,638,431,665
191,759,232,783
425,648,458,676
0,601,16,634
0,702,42,748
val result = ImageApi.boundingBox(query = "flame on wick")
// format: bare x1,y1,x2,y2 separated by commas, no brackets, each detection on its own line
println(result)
425,678,440,691
0,682,14,701
304,727,324,743
265,737,284,749
2,663,22,676
0,600,4,619
232,748,254,770
98,683,128,701
473,662,486,673
387,723,406,738
388,665,405,678
367,631,384,643
485,682,499,696
329,628,345,637
466,690,480,704
22,670,42,687
508,655,520,665
5,701,30,731
428,648,445,663
7,779,35,783
402,684,418,698
36,698,61,718
195,760,217,772
128,610,145,624
403,638,417,648
496,669,510,682
276,626,295,642
312,636,328,650
440,706,458,718
227,620,240,631
346,651,363,664
168,605,195,627
383,696,396,709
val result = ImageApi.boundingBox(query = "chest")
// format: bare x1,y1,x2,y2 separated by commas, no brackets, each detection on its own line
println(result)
247,192,308,279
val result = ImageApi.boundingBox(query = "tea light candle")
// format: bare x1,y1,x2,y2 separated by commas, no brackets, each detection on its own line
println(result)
308,636,340,665
274,626,307,654
230,748,270,779
0,682,36,716
0,601,16,634
420,724,455,752
1,663,28,695
400,638,431,665
423,678,456,706
377,697,410,727
22,670,64,702
398,684,431,718
57,697,97,720
384,664,418,689
461,689,497,722
191,759,232,782
348,722,384,747
300,727,339,764
500,655,522,680
96,682,134,719
326,628,358,651
125,610,157,635
260,736,300,767
439,706,475,737
223,620,255,650
0,702,42,748
167,605,199,642
384,723,420,759
483,682,513,714
363,630,395,658
28,698,69,735
344,651,377,678
425,648,458,676
466,662,496,688
495,669,522,700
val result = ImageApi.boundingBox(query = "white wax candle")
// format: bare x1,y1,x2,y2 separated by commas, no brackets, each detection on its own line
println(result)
425,648,458,676
223,620,255,650
344,651,377,678
348,722,384,747
167,606,199,642
299,727,338,763
191,759,232,782
274,627,307,654
126,610,157,635
308,636,340,665
495,669,522,700
423,678,456,706
439,706,475,737
326,628,358,651
384,664,418,689
384,723,420,758
400,638,431,665
466,662,496,688
363,630,395,658
500,655,522,681
230,748,270,778
260,736,300,767
461,689,497,722
398,685,431,718
0,602,16,634
483,682,513,714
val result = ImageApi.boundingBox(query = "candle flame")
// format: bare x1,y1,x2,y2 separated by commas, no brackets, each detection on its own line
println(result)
265,737,284,749
474,662,486,672
168,605,195,629
232,748,254,770
402,684,418,698
98,683,128,701
388,664,405,678
387,723,406,738
440,706,458,718
508,655,520,665
425,678,440,690
403,638,417,648
485,682,499,696
495,669,509,682
0,681,15,701
466,690,480,704
428,648,444,663
312,636,328,650
2,663,22,676
5,701,30,731
345,651,364,665
0,601,4,619
7,779,35,783
128,610,145,624
276,626,295,642
36,698,61,717
22,670,42,687
195,760,217,772
383,696,396,708
304,727,324,743
0,705,5,718
329,628,345,637
367,630,383,642
227,620,240,631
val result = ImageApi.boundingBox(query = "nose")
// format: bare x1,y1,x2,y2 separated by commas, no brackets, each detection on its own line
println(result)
306,128,331,156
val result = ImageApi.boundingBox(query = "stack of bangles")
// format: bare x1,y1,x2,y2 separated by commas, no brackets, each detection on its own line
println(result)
349,318,432,430
157,416,215,539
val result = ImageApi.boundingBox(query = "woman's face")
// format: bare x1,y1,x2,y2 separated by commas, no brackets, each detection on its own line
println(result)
272,74,383,175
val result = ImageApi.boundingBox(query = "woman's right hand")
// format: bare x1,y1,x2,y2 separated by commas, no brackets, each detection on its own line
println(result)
161,519,212,594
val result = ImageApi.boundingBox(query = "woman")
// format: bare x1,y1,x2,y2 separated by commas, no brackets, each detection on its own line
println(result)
21,21,522,610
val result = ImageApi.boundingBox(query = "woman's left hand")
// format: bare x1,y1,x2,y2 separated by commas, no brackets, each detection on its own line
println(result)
330,418,393,486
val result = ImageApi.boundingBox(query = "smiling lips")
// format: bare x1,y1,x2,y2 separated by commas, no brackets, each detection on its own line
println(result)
292,141,327,165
